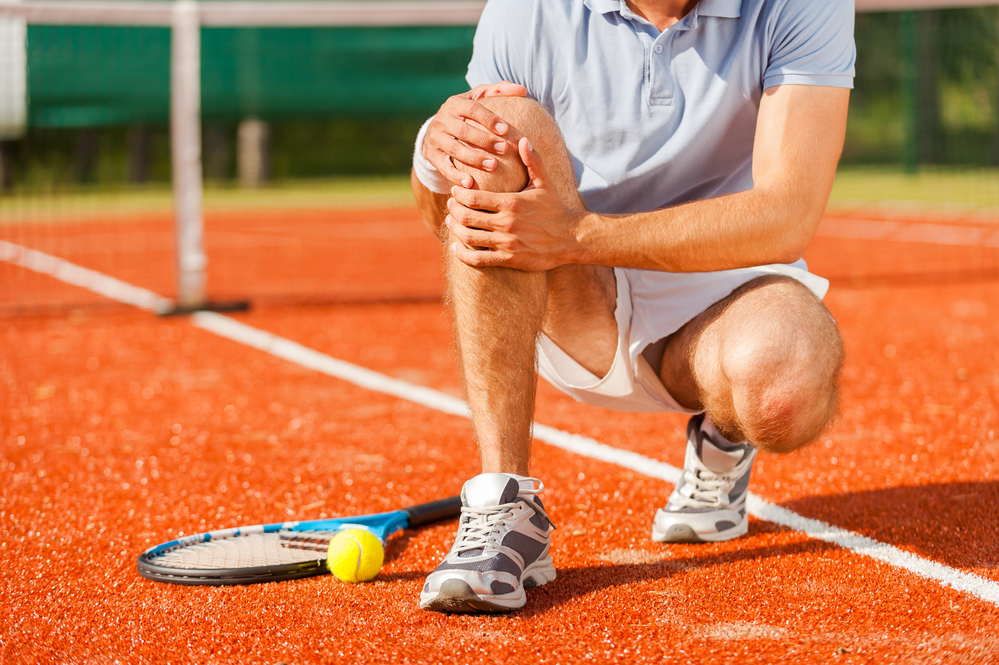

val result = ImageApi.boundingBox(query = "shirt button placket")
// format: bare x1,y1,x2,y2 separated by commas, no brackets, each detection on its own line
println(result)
649,36,672,106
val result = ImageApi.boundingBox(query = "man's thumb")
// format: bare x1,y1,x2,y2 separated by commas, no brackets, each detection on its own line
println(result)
519,138,547,190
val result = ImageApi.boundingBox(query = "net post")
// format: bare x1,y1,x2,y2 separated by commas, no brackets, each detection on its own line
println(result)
171,0,207,310
994,10,999,165
0,2,27,143
899,10,918,174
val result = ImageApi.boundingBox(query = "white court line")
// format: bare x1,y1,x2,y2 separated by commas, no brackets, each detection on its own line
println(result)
5,239,999,608
0,239,173,313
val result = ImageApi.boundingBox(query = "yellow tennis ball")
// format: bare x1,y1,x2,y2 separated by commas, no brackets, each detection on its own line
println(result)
327,528,384,583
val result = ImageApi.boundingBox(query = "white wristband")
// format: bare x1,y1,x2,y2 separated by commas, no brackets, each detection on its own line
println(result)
413,115,452,195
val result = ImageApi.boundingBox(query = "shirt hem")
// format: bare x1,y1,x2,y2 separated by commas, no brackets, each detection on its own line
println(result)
763,73,855,90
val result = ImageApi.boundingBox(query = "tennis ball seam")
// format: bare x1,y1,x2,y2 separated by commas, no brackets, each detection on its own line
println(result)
344,533,363,581
328,528,384,583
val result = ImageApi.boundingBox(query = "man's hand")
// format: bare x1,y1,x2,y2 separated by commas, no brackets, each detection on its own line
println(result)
446,138,586,271
423,82,528,188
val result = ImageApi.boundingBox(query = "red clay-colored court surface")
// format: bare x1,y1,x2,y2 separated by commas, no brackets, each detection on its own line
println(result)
2,207,998,664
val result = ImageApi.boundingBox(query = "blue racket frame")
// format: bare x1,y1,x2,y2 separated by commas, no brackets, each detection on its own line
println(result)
137,496,461,586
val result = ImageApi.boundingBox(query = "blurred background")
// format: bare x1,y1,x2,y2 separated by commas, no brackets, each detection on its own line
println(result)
0,22,475,190
1,2,998,315
0,8,995,191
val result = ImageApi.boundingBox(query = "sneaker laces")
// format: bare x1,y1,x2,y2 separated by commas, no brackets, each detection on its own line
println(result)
453,479,554,555
671,452,753,510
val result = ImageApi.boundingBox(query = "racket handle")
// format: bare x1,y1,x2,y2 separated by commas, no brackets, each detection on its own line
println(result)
404,495,462,526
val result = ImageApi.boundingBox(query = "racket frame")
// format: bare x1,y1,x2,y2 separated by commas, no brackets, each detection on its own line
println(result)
137,496,461,586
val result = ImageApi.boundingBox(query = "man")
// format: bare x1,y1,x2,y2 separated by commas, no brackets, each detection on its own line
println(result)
410,0,854,613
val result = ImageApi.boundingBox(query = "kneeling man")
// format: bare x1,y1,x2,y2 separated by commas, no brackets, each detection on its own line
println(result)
410,0,855,613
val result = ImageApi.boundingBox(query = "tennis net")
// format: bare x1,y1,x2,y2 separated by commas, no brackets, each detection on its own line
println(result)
0,0,997,316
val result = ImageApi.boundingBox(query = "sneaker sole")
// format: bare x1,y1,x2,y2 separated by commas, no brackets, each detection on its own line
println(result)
420,561,557,613
421,579,522,613
651,520,748,544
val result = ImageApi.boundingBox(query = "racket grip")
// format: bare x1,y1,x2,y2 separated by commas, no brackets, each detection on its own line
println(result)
405,496,462,526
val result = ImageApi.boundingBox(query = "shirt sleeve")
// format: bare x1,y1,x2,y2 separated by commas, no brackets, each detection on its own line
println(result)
465,0,542,95
763,0,856,90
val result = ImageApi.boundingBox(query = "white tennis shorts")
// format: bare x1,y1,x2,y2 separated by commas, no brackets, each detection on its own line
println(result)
536,261,829,413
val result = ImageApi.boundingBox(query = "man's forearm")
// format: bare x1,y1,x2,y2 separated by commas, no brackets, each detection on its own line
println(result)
573,86,848,273
572,183,823,273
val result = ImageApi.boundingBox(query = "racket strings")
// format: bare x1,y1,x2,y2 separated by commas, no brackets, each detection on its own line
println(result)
277,529,341,552
150,533,330,570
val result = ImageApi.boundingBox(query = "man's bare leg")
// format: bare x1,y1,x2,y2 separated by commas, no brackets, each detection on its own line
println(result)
422,97,846,604
658,275,844,454
446,256,545,475
650,276,843,543
442,96,617,475
420,97,613,613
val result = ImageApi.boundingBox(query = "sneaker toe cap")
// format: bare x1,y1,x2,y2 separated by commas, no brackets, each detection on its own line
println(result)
423,567,519,597
652,507,747,542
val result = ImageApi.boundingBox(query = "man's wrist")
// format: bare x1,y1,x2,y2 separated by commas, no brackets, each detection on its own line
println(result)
568,211,608,266
413,116,451,194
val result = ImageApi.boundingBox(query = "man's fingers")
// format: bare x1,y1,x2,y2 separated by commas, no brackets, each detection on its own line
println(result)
481,82,529,99
446,218,497,249
468,82,524,99
450,242,510,268
453,97,511,137
425,135,494,185
519,138,548,190
465,83,495,100
446,198,501,230
435,136,496,172
427,150,473,188
438,114,508,155
449,187,506,214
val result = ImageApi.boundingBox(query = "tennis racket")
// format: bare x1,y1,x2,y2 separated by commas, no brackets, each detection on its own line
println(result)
137,495,461,586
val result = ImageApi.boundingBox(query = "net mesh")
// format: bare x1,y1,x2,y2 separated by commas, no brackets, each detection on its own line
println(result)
1,3,998,315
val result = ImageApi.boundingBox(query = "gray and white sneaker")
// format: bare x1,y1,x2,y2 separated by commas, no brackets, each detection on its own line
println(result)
420,473,556,613
652,413,757,543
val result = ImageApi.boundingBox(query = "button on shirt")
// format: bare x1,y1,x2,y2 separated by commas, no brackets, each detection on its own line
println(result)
466,0,855,215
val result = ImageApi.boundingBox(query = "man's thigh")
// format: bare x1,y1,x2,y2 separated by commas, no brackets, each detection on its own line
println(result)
542,263,618,379
651,266,843,451
656,271,834,407
627,262,830,367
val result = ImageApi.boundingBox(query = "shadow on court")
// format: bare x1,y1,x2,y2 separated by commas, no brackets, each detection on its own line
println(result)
511,535,841,618
779,480,999,574
399,479,999,616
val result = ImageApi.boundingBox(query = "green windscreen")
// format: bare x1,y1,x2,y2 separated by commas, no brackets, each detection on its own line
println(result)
26,24,476,128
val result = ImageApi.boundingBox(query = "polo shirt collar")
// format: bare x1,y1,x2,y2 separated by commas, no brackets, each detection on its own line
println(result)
582,0,621,15
696,0,742,19
583,0,742,20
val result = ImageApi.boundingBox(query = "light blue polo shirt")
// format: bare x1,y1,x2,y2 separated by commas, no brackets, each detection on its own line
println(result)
466,0,855,215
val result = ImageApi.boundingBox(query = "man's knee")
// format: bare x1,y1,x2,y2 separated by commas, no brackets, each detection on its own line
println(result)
730,354,842,454
701,278,844,454
456,96,565,194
